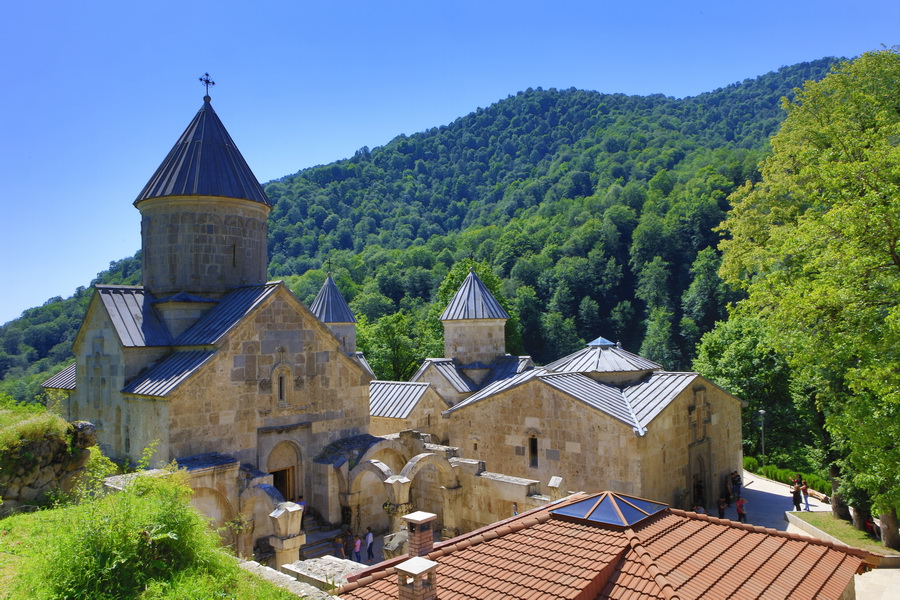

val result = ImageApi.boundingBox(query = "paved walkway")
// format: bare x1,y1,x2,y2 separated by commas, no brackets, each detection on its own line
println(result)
738,470,899,599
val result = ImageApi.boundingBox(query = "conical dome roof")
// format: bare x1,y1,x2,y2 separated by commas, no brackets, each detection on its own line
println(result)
543,337,661,375
135,96,269,205
310,274,356,324
440,269,509,321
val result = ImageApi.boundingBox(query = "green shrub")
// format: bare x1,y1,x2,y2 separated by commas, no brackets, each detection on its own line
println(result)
15,463,232,599
0,393,68,453
743,456,759,472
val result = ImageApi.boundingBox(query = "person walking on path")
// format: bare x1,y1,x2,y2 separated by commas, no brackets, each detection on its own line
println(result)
736,496,747,523
801,481,810,511
365,526,375,562
717,496,727,519
791,484,803,512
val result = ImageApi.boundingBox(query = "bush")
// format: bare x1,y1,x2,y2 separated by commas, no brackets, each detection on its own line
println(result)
14,464,234,599
0,393,67,453
743,456,759,473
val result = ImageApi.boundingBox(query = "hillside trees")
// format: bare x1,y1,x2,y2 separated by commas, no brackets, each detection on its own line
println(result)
716,48,900,546
0,59,841,400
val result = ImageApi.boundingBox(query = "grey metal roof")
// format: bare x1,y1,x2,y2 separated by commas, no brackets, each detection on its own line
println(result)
175,282,280,345
175,452,238,471
122,349,216,397
370,381,434,419
310,274,356,324
42,363,76,390
445,369,691,433
543,341,661,375
411,359,478,393
540,372,637,427
351,352,375,377
481,355,534,386
135,96,269,206
95,285,173,347
445,369,544,413
440,269,509,321
624,372,697,427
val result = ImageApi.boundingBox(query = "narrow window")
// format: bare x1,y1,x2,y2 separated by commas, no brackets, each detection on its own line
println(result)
278,375,285,403
529,437,538,468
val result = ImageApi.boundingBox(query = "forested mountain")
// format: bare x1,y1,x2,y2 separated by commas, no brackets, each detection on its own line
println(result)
0,57,840,398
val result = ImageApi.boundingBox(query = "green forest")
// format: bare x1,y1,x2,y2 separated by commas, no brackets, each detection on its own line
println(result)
5,52,900,538
1,58,839,394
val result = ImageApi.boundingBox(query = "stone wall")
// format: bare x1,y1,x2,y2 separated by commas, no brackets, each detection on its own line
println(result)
0,421,96,515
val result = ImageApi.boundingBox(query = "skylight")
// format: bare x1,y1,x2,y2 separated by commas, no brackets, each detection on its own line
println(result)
551,491,667,528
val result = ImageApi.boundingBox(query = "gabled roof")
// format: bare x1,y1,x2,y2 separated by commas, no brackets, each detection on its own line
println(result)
94,285,173,347
175,282,280,345
135,96,269,206
445,369,544,412
444,370,698,433
625,372,698,427
309,274,356,324
543,337,661,375
370,381,441,419
411,356,533,395
440,269,509,321
350,351,375,377
122,349,217,397
411,358,478,393
42,363,76,390
339,491,871,600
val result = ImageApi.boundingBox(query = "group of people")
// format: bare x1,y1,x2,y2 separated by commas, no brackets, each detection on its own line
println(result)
702,471,748,523
790,474,811,511
335,527,376,563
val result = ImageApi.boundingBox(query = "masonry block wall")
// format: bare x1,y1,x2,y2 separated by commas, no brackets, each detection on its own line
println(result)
139,196,269,298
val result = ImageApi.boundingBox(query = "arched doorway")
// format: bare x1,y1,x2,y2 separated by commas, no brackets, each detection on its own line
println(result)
191,487,236,547
267,440,302,502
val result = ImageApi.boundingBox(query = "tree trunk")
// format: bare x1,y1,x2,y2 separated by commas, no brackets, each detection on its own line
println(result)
828,464,852,521
852,506,869,531
881,508,900,550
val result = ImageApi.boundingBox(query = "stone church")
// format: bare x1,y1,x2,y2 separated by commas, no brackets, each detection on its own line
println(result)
44,93,743,559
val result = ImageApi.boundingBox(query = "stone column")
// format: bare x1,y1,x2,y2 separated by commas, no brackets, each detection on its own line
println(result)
269,501,306,571
383,475,413,534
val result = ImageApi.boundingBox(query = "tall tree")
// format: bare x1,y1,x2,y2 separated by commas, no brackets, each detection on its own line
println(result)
718,47,900,545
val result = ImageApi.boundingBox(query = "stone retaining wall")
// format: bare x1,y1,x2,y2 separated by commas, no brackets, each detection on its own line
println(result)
0,421,95,515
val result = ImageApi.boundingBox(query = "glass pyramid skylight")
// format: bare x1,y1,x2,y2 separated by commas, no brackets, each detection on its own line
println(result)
587,336,616,347
551,491,667,528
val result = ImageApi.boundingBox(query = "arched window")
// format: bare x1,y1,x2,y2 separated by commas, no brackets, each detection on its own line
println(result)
529,436,538,468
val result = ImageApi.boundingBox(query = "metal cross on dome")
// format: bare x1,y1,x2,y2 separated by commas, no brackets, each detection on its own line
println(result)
199,73,215,95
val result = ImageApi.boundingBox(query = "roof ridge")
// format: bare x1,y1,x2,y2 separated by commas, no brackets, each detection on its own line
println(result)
624,527,681,600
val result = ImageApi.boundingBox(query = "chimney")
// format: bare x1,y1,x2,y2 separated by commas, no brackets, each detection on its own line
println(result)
396,556,438,600
402,511,437,557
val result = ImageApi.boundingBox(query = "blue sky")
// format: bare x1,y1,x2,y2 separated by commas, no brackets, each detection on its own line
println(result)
0,0,897,325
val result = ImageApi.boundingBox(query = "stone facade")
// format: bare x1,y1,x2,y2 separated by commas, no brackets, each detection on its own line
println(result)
443,376,742,509
139,196,270,298
369,386,449,443
442,319,505,366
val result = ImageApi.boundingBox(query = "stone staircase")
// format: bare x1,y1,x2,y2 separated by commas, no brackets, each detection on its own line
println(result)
300,514,345,559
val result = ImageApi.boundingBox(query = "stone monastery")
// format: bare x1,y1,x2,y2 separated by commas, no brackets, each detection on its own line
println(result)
43,93,743,559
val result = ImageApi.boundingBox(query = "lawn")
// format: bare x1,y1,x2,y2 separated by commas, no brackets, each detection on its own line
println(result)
0,496,300,600
792,511,900,557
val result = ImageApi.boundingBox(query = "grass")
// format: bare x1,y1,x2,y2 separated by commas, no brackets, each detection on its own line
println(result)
0,469,301,599
792,511,900,556
0,395,68,453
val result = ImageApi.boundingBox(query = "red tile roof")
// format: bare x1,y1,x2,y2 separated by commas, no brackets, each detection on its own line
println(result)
338,493,873,600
